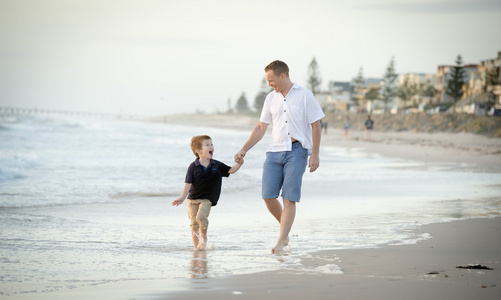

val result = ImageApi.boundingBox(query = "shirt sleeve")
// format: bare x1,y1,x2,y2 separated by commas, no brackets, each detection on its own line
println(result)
306,91,325,124
259,92,273,124
219,162,232,178
185,162,195,183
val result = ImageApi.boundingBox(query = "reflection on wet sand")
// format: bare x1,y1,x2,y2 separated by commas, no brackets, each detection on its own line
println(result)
190,250,208,279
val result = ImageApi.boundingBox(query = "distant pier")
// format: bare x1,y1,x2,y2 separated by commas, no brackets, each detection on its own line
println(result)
0,107,148,120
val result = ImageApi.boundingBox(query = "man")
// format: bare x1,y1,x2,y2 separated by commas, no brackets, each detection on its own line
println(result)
364,115,374,141
234,60,325,253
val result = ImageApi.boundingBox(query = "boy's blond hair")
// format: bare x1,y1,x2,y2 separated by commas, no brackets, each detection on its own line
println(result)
191,135,212,158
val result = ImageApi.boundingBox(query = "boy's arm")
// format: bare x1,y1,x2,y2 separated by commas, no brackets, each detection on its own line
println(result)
172,183,192,206
228,159,244,174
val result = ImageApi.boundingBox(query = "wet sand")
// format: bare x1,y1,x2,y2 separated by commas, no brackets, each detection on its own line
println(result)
161,217,501,300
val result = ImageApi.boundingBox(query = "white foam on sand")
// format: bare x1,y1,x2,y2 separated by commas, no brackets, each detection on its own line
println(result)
314,264,344,275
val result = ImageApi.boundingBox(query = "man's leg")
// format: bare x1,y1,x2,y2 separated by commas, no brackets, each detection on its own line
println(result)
272,144,307,252
272,199,296,252
264,197,282,223
264,197,291,247
262,152,285,223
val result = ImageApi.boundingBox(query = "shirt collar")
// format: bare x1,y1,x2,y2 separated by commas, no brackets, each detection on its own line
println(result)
194,158,214,166
285,83,299,96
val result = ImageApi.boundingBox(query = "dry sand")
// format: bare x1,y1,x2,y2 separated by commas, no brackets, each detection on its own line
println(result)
158,113,501,172
327,129,501,173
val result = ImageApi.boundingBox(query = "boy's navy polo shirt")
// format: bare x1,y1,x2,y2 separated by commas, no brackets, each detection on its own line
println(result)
185,158,231,206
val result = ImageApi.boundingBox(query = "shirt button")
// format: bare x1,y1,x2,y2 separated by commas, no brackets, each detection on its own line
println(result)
284,110,286,112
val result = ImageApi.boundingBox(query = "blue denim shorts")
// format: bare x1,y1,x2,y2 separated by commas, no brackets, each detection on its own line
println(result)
262,142,308,202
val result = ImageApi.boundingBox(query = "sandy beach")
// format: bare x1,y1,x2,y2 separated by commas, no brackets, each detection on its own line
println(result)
152,113,501,300
19,218,500,300
162,218,500,300
2,113,500,299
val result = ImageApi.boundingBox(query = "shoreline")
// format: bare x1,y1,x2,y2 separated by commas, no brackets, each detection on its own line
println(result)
4,113,500,299
151,113,501,299
161,217,500,300
22,217,500,300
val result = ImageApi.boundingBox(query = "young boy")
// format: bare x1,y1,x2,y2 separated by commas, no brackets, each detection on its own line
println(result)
172,135,243,250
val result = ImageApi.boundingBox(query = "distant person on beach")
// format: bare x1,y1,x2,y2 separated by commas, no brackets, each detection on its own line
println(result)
172,135,243,250
234,60,325,253
320,119,328,134
364,115,374,141
343,116,351,139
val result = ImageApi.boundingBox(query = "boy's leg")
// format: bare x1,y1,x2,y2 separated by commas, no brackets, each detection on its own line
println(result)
198,228,207,250
191,228,200,249
196,200,212,250
187,199,201,249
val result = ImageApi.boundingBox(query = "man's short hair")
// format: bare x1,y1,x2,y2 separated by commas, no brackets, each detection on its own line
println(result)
191,135,211,158
264,60,289,77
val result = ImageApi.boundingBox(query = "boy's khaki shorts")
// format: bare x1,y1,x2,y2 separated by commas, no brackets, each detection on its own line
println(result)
187,199,212,230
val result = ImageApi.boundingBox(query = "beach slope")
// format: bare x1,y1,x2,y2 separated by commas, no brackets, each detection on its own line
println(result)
161,218,500,300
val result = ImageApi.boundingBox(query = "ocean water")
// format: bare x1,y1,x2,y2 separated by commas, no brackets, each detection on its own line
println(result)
1,112,500,297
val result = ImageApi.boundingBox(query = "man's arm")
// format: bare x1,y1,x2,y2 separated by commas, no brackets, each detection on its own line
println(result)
234,121,269,163
308,120,321,172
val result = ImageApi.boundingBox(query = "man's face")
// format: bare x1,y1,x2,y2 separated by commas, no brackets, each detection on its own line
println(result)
265,70,285,93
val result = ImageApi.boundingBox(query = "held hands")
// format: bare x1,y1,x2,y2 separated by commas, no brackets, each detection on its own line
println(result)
234,150,246,164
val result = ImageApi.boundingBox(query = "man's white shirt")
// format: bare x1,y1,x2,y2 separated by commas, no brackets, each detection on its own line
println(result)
260,83,325,155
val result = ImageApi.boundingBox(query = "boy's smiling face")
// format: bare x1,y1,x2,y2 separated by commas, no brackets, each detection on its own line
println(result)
197,139,214,160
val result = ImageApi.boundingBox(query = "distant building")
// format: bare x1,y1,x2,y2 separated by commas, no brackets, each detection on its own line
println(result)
435,64,478,104
347,78,382,113
480,51,501,108
396,73,436,110
324,81,352,112
363,78,382,113
314,91,330,110
446,51,500,113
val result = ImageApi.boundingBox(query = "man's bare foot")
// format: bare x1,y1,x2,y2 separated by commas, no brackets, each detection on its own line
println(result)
197,239,207,251
271,243,285,254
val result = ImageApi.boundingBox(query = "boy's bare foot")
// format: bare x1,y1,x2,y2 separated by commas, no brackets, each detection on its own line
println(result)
197,239,207,251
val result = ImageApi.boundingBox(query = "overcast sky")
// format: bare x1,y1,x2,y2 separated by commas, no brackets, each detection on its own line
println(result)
1,0,500,115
